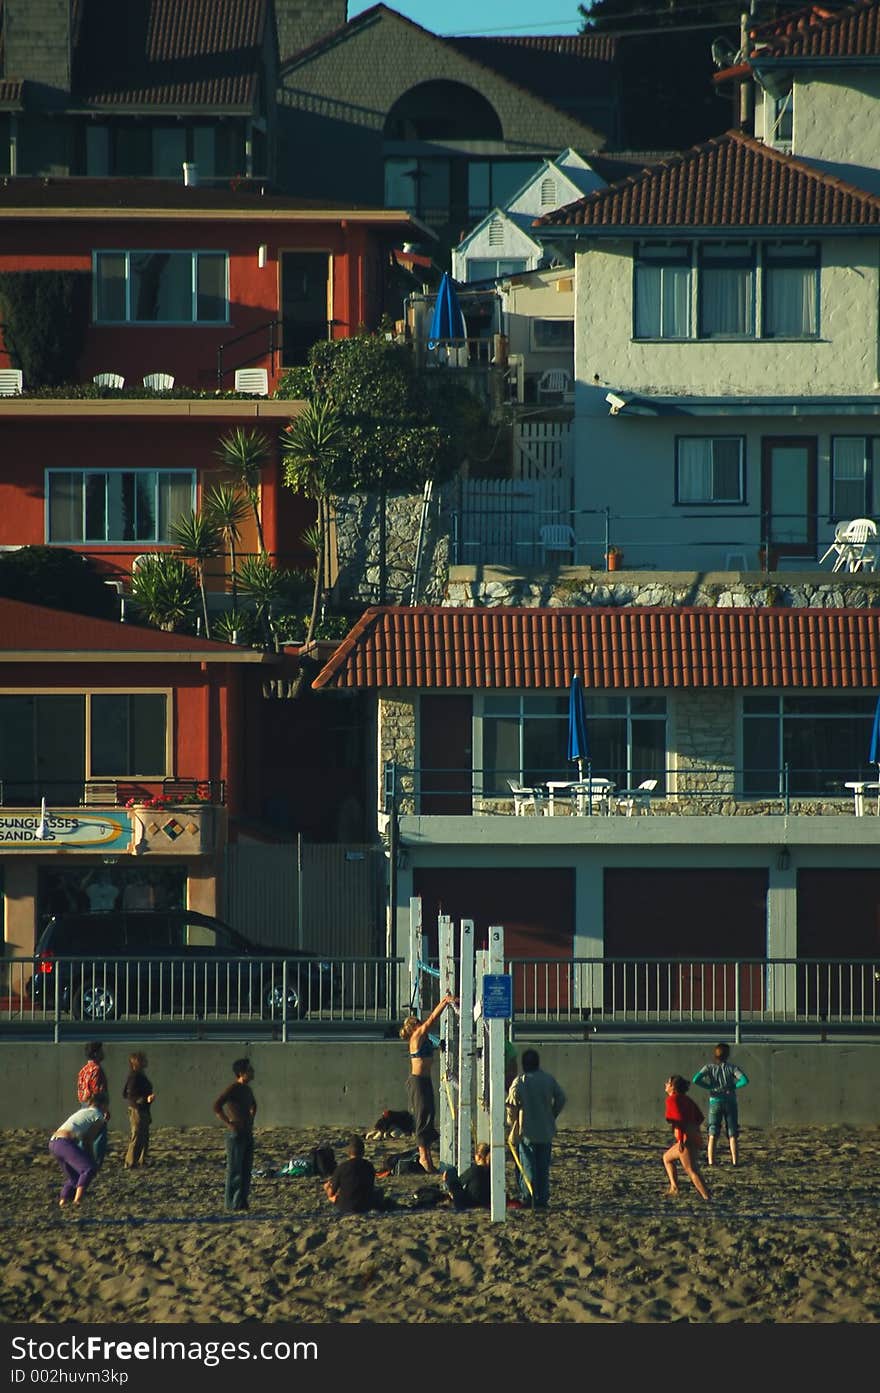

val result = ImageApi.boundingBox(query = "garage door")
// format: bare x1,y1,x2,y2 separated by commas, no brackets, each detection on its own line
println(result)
604,868,768,1013
797,869,880,1017
413,866,574,1010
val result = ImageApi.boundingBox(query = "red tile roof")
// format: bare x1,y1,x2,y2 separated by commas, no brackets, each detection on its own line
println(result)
752,0,880,58
0,597,271,661
312,606,880,692
535,130,880,229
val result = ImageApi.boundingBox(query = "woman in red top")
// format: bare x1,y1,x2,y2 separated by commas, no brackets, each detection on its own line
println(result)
663,1075,710,1200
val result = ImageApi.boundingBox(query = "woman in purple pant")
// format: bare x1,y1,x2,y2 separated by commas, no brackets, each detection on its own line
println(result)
49,1105,106,1207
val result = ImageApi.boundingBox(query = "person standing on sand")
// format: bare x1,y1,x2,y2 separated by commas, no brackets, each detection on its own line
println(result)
76,1041,109,1168
692,1042,749,1166
663,1075,710,1201
213,1057,257,1213
122,1051,155,1169
506,1048,566,1209
399,992,456,1173
49,1104,106,1208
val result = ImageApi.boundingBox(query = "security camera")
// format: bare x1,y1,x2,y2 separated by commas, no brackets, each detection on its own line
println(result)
606,391,627,415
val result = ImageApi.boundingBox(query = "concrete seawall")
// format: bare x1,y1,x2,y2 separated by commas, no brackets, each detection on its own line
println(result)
14,1040,880,1131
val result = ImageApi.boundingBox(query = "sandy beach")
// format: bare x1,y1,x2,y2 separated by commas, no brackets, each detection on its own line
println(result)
2,1124,879,1325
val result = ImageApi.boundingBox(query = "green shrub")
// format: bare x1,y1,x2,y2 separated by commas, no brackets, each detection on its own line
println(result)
0,271,90,386
0,546,118,619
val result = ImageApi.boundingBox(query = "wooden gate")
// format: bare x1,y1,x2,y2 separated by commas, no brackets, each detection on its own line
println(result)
514,419,573,481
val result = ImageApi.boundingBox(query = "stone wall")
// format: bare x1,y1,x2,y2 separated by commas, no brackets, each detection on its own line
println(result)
332,490,450,607
378,692,416,816
444,570,880,610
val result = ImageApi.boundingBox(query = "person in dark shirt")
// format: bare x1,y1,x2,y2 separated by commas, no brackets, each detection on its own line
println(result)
324,1135,381,1215
442,1141,491,1210
122,1050,155,1169
213,1057,257,1213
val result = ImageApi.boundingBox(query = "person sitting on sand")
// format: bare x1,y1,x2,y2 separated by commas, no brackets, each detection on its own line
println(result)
663,1075,710,1201
692,1042,749,1167
324,1135,383,1214
399,993,457,1173
49,1104,106,1208
441,1141,491,1211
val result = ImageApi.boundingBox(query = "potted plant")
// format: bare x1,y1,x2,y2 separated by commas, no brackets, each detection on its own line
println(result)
605,545,624,572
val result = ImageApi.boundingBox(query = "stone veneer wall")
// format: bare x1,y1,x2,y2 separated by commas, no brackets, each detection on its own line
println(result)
378,692,417,815
444,573,880,610
332,491,450,606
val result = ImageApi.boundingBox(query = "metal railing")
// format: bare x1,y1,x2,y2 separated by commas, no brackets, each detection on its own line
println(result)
216,318,281,388
4,954,879,1040
452,502,870,573
2,954,399,1041
394,763,872,816
0,778,226,808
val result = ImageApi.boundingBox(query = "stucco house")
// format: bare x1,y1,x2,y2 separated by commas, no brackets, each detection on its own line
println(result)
534,127,880,574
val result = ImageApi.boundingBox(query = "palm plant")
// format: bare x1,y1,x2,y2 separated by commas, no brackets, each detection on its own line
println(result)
235,553,297,647
203,482,249,607
129,555,199,632
211,608,260,646
280,396,344,649
169,510,222,638
214,426,271,555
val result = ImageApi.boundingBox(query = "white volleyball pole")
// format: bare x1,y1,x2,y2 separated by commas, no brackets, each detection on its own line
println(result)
487,924,506,1224
456,918,475,1173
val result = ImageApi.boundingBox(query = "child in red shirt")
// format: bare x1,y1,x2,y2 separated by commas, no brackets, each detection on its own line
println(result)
663,1075,710,1201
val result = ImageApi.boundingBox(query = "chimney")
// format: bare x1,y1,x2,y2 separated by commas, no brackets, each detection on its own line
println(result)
3,0,72,96
275,1,348,64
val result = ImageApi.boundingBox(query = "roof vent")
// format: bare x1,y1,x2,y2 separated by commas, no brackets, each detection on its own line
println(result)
183,162,198,187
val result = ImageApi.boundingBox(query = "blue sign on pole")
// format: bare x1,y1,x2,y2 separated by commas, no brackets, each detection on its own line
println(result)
482,973,512,1019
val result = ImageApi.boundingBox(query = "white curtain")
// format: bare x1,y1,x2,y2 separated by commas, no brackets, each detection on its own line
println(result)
765,265,817,336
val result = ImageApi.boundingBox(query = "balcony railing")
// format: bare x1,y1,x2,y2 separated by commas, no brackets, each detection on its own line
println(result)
0,778,226,808
388,764,875,817
451,502,874,574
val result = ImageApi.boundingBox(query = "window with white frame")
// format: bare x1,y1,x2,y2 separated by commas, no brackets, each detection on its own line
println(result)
676,437,745,504
766,90,793,150
762,244,818,338
634,244,691,338
94,250,227,323
742,693,877,796
0,692,169,799
466,257,528,282
532,318,574,351
831,437,877,518
479,693,666,794
47,470,194,543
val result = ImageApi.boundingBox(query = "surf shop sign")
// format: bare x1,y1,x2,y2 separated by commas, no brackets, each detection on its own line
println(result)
0,812,131,851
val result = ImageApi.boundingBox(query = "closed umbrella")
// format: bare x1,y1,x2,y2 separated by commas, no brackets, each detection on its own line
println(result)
567,674,589,781
428,272,467,349
869,694,880,811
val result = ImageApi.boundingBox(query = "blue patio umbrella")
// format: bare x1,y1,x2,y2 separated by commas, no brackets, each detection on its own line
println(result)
428,272,467,349
567,674,590,780
870,694,880,766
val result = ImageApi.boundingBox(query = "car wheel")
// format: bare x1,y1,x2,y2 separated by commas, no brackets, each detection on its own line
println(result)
262,983,302,1020
72,984,116,1023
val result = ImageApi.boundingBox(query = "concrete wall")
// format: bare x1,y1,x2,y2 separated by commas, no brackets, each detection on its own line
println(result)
15,1039,880,1132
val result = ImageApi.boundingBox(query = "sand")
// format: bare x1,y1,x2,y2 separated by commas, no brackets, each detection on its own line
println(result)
2,1124,879,1325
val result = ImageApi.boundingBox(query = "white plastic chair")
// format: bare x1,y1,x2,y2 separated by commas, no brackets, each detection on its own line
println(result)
537,368,574,403
838,517,878,572
93,372,125,389
507,779,546,816
614,778,659,817
0,369,23,395
143,372,175,391
234,367,269,396
539,523,576,565
819,521,850,570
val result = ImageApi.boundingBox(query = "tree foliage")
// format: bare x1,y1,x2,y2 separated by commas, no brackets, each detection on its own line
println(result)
0,272,91,386
277,333,469,490
0,546,118,619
